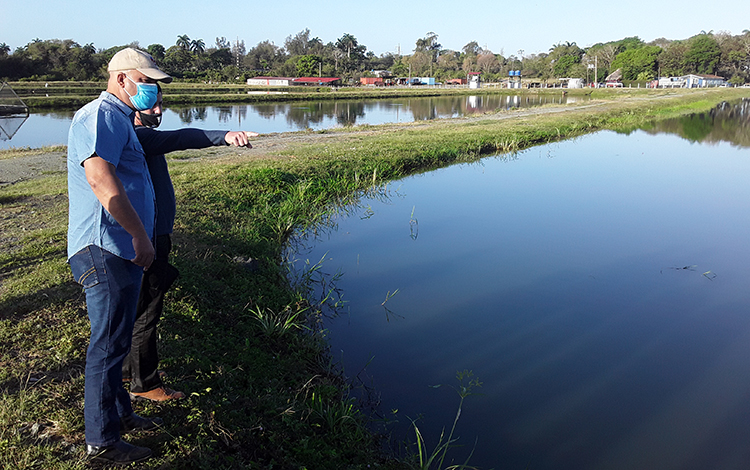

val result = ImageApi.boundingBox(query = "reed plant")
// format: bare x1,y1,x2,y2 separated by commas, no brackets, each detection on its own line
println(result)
408,371,482,470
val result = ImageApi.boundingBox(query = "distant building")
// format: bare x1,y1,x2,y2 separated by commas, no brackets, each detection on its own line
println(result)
654,74,726,88
468,72,481,89
293,77,342,86
247,76,341,86
657,77,685,88
604,68,623,87
360,77,384,86
568,78,584,89
247,77,294,86
680,74,726,88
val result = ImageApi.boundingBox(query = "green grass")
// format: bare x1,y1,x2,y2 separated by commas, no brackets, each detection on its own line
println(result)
1,87,749,469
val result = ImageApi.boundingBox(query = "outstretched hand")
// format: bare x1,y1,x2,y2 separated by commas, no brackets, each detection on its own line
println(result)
225,131,260,148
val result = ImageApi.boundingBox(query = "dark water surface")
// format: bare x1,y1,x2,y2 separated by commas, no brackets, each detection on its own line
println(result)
289,100,750,470
0,93,586,150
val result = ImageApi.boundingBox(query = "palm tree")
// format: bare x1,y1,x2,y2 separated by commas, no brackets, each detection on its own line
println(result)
176,35,191,50
0,42,10,56
190,39,205,54
336,33,358,59
415,32,441,75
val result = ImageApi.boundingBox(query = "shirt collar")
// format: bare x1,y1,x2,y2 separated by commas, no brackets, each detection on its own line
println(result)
100,91,135,120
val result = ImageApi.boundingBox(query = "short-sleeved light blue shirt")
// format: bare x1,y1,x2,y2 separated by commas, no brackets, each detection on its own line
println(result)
67,91,155,261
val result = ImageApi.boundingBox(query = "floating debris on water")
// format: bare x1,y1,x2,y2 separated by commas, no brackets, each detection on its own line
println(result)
660,264,717,281
660,265,697,274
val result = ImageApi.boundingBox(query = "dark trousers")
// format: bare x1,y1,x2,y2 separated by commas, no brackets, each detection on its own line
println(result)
122,234,179,393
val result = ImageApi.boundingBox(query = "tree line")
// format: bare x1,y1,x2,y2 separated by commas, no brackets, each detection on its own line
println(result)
1,29,749,85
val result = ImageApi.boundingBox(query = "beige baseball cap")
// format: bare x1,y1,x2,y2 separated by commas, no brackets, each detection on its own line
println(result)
108,47,173,83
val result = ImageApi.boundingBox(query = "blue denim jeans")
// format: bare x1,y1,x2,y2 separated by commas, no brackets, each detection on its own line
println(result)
69,245,143,446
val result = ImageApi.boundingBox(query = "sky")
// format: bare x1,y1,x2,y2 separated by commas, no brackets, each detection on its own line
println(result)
2,0,749,58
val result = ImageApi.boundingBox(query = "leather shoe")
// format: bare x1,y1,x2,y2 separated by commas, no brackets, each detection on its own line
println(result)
86,439,152,464
130,386,185,402
120,413,164,433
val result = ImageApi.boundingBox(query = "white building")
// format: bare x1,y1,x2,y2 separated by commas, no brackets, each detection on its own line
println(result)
568,78,584,89
247,77,294,86
681,74,726,88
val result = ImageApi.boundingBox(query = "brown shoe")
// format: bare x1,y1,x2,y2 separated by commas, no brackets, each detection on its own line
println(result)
130,386,185,402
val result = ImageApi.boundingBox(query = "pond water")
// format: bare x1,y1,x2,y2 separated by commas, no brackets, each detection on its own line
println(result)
288,100,750,470
0,93,587,150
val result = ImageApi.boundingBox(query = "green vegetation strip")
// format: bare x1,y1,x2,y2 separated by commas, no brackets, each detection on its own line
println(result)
1,88,747,469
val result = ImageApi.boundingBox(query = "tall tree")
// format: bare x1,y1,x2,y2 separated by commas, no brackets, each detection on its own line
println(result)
285,29,311,56
336,33,359,59
147,44,165,62
334,33,366,75
659,41,689,76
477,51,500,74
549,42,583,77
215,37,231,50
190,38,206,54
296,55,320,77
408,50,431,76
163,45,193,75
245,40,280,72
415,32,441,75
682,34,721,74
462,41,481,57
176,35,191,51
610,45,662,80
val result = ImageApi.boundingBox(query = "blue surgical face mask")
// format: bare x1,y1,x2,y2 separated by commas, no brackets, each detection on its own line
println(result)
124,75,159,111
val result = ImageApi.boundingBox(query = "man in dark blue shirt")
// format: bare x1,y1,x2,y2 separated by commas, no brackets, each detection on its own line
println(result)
122,89,258,401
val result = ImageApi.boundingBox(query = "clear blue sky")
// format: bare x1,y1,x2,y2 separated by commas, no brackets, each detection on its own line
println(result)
2,0,748,57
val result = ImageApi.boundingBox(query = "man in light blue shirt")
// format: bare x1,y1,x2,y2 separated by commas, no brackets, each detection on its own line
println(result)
67,47,172,465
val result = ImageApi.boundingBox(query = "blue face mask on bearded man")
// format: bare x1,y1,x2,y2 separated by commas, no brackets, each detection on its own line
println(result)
124,75,159,111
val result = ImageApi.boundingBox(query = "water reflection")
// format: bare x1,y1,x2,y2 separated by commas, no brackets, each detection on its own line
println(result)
177,106,210,124
639,98,750,147
170,94,582,132
0,115,28,140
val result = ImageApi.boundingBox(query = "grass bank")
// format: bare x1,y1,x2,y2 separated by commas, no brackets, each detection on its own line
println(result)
1,88,748,469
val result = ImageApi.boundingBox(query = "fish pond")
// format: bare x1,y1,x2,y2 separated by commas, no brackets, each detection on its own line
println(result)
287,99,750,470
0,93,587,149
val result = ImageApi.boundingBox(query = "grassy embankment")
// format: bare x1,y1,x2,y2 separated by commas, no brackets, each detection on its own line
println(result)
1,88,748,470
